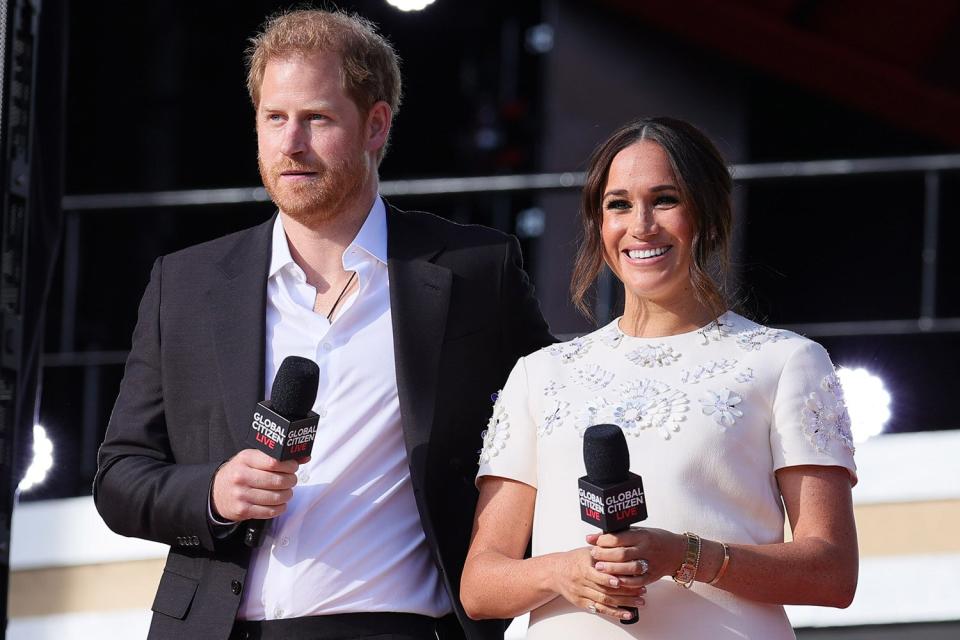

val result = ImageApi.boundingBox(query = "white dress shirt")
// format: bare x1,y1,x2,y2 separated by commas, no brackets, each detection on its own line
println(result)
238,198,452,620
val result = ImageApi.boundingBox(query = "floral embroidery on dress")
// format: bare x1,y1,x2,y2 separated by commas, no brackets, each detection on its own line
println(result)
625,343,681,368
574,397,613,436
735,368,755,384
539,399,570,436
573,364,615,391
700,388,743,430
598,323,624,349
543,380,565,397
479,390,510,463
800,373,855,453
548,336,593,363
606,379,689,439
680,359,737,384
697,316,736,346
736,326,785,352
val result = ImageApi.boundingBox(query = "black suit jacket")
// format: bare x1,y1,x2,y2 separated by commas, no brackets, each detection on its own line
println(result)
94,204,554,640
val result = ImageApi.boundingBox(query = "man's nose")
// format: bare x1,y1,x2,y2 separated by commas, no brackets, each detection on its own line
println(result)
280,121,308,156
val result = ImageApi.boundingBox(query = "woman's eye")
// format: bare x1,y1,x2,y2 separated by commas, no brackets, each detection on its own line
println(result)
605,199,631,211
655,195,679,207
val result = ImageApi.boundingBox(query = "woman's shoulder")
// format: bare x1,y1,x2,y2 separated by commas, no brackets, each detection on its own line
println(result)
712,311,823,356
521,321,621,370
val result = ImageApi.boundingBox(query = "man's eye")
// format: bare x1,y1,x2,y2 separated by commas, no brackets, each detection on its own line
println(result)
605,199,631,211
309,114,328,121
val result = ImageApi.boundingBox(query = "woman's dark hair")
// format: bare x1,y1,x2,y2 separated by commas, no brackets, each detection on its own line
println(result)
570,116,733,322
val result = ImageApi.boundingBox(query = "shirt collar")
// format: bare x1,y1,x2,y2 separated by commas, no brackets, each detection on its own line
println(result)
268,197,388,279
347,196,388,267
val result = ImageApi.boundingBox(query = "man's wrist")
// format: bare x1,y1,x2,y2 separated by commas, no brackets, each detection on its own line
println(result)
208,460,237,527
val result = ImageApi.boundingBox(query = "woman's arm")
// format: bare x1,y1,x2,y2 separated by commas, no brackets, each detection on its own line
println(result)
591,465,858,607
461,476,646,622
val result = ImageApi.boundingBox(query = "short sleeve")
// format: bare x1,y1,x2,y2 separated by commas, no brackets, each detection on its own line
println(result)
770,340,857,485
476,357,538,489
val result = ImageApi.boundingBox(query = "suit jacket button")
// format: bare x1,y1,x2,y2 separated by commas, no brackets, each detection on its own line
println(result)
191,536,199,545
231,579,242,595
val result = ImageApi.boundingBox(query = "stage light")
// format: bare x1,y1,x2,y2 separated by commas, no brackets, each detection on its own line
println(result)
18,424,54,493
836,367,891,442
385,0,436,11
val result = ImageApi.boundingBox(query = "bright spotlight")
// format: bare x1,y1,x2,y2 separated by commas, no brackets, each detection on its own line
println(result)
18,424,54,493
836,367,891,442
385,0,436,11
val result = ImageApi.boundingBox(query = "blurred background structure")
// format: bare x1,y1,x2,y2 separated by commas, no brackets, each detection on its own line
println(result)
4,0,959,638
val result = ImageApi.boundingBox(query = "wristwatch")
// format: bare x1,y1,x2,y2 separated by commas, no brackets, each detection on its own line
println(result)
673,531,701,588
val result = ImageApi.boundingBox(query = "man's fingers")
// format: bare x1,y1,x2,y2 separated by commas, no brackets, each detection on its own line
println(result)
236,449,301,473
235,502,288,521
246,469,298,491
245,487,294,507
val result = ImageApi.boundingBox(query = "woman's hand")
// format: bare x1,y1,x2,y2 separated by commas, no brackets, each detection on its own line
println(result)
551,546,647,622
588,526,687,587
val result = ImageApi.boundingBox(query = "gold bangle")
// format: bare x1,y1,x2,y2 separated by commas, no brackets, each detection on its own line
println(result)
708,542,730,586
673,532,701,588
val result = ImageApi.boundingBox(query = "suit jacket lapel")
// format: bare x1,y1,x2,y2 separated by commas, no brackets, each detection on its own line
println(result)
206,217,273,455
387,205,451,485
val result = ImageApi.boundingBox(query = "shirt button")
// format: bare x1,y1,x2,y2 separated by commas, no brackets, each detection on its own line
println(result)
321,342,332,352
299,472,310,483
274,607,284,618
279,536,290,547
318,406,328,418
230,579,242,595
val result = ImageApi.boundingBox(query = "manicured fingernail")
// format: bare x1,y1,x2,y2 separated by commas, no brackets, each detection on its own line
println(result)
639,586,647,594
635,598,646,607
595,562,606,571
609,577,620,587
621,611,634,620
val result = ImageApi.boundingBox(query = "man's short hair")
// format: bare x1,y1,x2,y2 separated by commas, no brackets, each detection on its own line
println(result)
246,9,403,160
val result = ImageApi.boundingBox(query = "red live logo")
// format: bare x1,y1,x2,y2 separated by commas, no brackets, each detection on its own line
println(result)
255,432,276,449
615,507,639,521
289,442,309,454
584,508,602,521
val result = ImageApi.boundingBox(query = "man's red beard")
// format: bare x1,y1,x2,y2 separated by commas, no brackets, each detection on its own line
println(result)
259,152,368,227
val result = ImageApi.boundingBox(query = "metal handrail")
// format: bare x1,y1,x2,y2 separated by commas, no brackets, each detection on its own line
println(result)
61,153,960,211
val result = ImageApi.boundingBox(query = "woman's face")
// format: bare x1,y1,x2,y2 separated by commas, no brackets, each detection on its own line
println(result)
600,140,697,307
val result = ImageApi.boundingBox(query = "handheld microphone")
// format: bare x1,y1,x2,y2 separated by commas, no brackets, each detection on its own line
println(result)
579,424,647,625
243,355,320,548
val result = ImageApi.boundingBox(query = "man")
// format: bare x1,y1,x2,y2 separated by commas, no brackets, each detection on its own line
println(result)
95,9,553,640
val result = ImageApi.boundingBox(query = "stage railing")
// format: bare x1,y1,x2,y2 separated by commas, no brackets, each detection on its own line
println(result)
50,152,960,368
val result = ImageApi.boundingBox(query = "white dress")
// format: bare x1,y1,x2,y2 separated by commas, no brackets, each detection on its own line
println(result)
477,312,857,640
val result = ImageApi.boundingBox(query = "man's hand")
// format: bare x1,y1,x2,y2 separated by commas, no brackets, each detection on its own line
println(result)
211,449,305,522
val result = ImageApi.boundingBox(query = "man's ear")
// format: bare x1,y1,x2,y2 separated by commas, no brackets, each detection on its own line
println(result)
365,101,392,153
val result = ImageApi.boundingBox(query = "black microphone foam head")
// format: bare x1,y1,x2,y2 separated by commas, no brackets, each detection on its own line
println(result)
583,424,630,485
270,356,320,419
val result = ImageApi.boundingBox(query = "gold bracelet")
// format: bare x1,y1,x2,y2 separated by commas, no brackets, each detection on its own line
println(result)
707,542,730,586
672,532,701,588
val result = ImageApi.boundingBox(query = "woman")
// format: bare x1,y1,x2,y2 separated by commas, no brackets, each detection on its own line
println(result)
460,117,857,639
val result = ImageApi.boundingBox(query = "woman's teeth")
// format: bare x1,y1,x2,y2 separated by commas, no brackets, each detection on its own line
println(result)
627,246,669,259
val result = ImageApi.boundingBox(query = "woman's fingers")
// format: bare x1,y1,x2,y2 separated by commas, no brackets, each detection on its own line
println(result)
594,558,650,577
580,587,646,621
